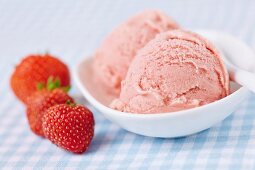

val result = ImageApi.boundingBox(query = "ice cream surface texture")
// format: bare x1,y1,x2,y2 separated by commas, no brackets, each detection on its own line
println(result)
111,30,230,113
93,10,179,95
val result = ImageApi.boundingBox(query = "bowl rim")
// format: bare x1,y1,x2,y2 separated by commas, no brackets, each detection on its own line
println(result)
73,57,250,120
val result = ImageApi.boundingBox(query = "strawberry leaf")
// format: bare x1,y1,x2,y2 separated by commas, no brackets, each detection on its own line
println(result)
66,100,76,107
38,76,71,92
55,78,61,88
37,83,45,90
66,100,71,105
46,76,61,91
47,76,54,86
62,86,71,93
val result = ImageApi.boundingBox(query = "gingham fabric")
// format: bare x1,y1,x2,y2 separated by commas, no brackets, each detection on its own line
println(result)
0,0,255,169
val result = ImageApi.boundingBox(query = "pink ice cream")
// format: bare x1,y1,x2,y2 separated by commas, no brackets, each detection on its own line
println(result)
110,30,230,113
93,10,180,95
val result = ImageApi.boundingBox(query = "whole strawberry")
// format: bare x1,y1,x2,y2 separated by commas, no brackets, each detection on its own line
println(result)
10,54,70,104
27,85,73,137
42,104,95,153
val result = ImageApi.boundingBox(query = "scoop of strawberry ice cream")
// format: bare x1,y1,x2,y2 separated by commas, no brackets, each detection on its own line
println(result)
110,30,230,113
93,10,180,95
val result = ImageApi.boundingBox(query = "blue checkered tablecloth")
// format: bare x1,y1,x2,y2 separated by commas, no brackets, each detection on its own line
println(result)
1,0,255,169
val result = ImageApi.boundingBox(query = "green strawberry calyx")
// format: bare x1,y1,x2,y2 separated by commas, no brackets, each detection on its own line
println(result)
37,76,71,92
66,100,76,107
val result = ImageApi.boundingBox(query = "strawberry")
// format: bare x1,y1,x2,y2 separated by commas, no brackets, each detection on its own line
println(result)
10,54,70,104
27,87,74,137
42,104,95,153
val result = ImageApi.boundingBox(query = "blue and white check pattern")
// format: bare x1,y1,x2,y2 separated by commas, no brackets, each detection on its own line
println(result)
0,0,255,169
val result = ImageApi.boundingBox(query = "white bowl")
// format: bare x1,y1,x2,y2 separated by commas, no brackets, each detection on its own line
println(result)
73,31,251,138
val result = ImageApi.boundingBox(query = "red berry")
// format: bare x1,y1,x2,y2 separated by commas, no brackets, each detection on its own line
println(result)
42,104,95,153
27,89,74,137
10,54,70,104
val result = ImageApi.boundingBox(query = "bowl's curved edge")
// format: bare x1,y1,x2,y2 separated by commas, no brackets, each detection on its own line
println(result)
73,57,251,138
73,58,250,119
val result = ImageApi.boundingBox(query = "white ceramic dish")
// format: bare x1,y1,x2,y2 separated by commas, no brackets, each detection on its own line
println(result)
73,31,252,138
